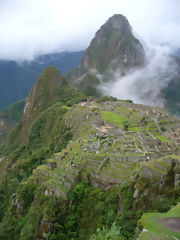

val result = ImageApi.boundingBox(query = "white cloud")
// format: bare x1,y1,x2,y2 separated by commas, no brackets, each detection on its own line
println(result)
100,44,178,106
0,0,180,60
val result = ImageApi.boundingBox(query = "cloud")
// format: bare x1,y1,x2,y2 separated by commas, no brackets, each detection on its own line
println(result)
100,44,178,107
0,0,180,60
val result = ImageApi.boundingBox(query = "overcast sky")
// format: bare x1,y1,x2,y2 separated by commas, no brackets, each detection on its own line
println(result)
0,0,180,61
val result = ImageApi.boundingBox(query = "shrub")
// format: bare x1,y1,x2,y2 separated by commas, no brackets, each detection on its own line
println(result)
90,223,125,240
123,121,130,131
97,96,118,103
160,126,166,132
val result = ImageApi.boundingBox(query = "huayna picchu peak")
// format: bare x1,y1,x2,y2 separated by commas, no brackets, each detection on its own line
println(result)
0,14,180,240
68,14,145,96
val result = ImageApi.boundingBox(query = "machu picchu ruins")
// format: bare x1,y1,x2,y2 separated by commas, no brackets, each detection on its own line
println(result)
0,10,180,240
27,99,180,199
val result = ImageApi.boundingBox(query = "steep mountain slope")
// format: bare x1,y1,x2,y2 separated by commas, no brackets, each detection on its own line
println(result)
5,66,85,150
0,72,180,239
68,14,145,95
0,51,84,110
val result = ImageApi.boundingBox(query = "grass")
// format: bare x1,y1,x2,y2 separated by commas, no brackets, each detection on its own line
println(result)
101,111,129,128
152,133,172,143
116,106,142,121
46,158,56,163
36,164,48,171
139,157,169,175
138,203,180,240
47,179,68,192
101,170,125,180
101,110,160,133
159,119,175,125
101,111,142,131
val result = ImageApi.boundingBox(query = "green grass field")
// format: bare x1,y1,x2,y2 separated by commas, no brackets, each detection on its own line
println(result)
101,111,142,131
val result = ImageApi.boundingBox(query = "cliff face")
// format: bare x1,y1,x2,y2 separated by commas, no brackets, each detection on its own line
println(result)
68,14,145,95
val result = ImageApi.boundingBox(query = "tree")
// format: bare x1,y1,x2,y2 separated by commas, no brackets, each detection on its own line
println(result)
123,121,130,131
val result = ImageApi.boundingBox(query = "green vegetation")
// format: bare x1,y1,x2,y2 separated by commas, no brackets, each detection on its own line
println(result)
138,203,180,240
75,73,101,96
153,133,172,143
90,223,125,240
120,99,133,103
56,80,86,106
0,62,180,240
101,111,142,131
123,121,130,131
101,111,130,129
97,96,118,103
1,14,180,240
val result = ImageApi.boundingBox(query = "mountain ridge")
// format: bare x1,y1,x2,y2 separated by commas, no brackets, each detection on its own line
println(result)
0,51,84,110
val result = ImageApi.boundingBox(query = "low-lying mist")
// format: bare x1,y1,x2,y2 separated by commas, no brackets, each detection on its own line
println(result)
100,44,178,107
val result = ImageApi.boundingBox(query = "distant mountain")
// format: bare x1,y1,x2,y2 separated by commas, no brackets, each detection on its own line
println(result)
0,61,37,110
68,14,145,95
21,51,84,76
0,100,25,139
0,51,84,110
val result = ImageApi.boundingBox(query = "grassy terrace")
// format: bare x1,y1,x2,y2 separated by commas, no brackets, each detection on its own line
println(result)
101,110,142,131
152,133,172,143
101,110,162,134
116,106,142,120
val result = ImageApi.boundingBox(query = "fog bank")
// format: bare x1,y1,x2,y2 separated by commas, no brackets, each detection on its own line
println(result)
100,44,178,107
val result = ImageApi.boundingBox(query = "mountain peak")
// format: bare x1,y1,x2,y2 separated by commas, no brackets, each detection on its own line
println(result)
105,14,131,30
23,66,63,126
68,14,145,96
